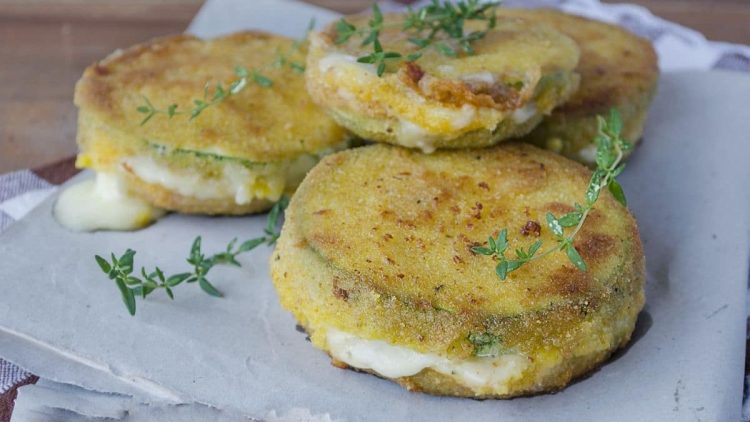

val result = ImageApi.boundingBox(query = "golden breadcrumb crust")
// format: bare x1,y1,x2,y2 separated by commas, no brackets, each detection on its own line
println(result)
75,31,347,163
502,9,659,164
271,144,645,397
305,14,581,150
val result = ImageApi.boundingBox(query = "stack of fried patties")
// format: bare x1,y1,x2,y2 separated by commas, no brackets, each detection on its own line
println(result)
272,8,656,398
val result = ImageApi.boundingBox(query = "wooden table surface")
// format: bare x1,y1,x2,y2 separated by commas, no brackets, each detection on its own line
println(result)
0,0,749,174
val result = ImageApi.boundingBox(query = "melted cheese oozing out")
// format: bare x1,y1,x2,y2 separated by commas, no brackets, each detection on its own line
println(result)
461,71,497,85
397,120,435,154
397,104,477,154
512,103,538,124
326,328,529,393
124,154,319,205
125,156,266,205
578,144,597,164
318,52,376,75
54,173,165,232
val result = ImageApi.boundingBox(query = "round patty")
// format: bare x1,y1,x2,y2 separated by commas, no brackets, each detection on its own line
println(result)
502,9,659,165
74,31,349,214
271,144,645,398
305,13,580,152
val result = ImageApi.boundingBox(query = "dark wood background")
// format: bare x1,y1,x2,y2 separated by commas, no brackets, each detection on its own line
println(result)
0,0,748,173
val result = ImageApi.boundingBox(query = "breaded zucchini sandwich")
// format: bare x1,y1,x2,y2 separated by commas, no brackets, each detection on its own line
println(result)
502,9,658,165
305,6,581,152
74,31,349,217
271,143,645,398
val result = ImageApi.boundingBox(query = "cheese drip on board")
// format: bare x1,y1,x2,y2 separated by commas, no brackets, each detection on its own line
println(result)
54,173,165,232
326,328,529,395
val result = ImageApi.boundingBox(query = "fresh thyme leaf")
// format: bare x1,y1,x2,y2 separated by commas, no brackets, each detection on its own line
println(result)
94,197,290,315
335,19,357,44
476,108,630,281
495,260,508,280
408,37,430,48
137,18,315,126
357,55,377,65
95,255,111,273
606,108,623,136
264,196,290,243
116,278,136,316
406,52,423,62
467,332,502,357
238,237,266,253
252,70,273,87
199,278,223,297
234,66,249,78
608,179,627,206
334,0,501,77
557,211,581,228
471,246,494,256
506,259,523,272
376,62,386,77
545,212,564,238
166,273,192,287
436,42,457,57
290,62,306,73
565,244,587,271
527,239,543,257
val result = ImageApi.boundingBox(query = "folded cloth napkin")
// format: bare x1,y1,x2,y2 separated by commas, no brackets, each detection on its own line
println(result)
0,160,78,419
1,0,749,420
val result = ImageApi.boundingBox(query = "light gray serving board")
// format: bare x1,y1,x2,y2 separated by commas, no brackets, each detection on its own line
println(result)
2,1,750,420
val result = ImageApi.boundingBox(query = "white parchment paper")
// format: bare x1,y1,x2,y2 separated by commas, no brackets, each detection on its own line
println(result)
2,1,750,420
2,70,748,422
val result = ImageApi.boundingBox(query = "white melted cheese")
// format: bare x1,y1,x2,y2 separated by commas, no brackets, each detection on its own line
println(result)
396,104,476,154
444,104,476,130
124,156,265,205
54,173,165,232
461,71,497,85
436,65,455,76
397,120,435,154
124,153,321,206
512,103,538,124
318,52,376,75
578,144,598,164
327,328,529,393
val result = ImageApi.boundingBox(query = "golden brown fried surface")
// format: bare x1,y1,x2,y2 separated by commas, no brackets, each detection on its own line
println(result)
271,144,645,397
306,14,581,151
74,31,349,215
502,9,659,164
75,31,347,163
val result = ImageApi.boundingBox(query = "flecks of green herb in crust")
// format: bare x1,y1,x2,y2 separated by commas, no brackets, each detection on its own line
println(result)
467,332,503,357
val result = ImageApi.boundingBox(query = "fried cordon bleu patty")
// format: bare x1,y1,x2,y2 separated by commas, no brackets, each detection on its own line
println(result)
271,144,645,398
74,31,349,215
501,9,658,165
305,14,581,152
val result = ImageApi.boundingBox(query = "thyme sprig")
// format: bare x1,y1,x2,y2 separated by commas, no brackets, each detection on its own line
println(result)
137,20,316,125
136,66,270,126
95,197,289,315
473,109,631,280
334,0,499,76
